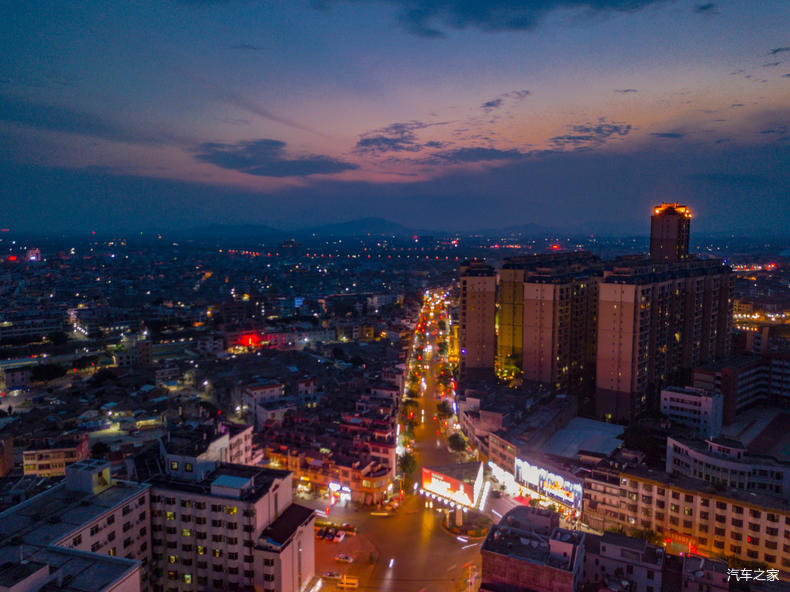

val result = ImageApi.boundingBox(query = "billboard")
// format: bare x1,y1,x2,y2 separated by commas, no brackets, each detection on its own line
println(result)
514,457,582,509
422,467,476,507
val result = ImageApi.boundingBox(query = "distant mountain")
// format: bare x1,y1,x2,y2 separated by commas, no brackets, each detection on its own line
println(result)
297,217,422,237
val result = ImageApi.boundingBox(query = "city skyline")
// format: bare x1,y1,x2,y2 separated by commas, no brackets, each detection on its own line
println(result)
1,1,789,234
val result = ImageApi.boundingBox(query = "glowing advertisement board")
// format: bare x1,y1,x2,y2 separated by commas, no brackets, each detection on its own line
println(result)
421,467,475,507
514,457,582,509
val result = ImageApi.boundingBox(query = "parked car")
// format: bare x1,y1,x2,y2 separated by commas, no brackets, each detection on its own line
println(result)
324,527,336,540
316,527,328,538
334,553,353,563
333,530,346,543
322,571,342,580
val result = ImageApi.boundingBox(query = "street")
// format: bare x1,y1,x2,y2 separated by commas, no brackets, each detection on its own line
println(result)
306,290,482,591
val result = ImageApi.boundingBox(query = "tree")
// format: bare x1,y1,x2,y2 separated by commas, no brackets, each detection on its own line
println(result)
448,432,466,452
436,400,453,419
91,441,110,459
31,363,67,383
47,331,69,345
398,452,417,476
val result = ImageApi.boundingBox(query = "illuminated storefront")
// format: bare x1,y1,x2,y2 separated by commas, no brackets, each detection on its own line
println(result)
515,457,583,514
420,462,484,509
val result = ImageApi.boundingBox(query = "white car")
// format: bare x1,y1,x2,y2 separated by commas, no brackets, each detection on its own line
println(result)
322,571,342,580
334,554,353,563
333,530,346,543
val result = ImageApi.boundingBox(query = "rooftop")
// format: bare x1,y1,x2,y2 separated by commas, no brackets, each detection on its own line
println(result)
541,417,624,459
257,503,314,549
0,478,148,550
147,463,289,502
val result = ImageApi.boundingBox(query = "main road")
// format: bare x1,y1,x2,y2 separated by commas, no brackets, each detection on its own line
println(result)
306,290,482,591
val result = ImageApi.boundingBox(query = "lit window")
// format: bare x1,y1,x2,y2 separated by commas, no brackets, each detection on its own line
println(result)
166,512,176,521
168,555,177,564
170,461,179,471
197,546,206,555
182,529,192,537
185,463,193,472
184,574,192,584
213,549,223,558
225,506,237,515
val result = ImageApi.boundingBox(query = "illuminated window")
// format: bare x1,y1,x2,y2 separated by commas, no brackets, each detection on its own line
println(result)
182,529,192,537
185,463,193,472
166,512,176,521
170,461,179,471
197,546,206,555
213,549,223,558
225,506,237,515
168,555,177,564
183,574,192,584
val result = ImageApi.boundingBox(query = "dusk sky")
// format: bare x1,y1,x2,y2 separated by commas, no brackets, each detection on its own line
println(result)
1,0,789,234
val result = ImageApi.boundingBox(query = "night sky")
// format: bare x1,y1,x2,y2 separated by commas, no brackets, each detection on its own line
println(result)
1,1,789,234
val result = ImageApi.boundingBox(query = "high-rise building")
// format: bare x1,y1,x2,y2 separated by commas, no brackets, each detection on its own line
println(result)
596,257,733,419
496,253,601,398
650,203,691,263
459,259,497,378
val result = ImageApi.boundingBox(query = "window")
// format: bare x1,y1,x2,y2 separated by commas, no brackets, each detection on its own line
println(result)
166,512,176,521
168,556,177,564
72,534,82,546
168,571,178,581
185,463,193,473
181,500,192,508
197,546,206,555
106,515,115,525
182,515,191,523
182,529,192,537
183,574,192,584
228,552,238,560
213,549,223,558
263,558,275,566
170,461,179,471
211,504,222,512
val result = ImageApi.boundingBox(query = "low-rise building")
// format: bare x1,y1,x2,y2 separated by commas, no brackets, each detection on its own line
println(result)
660,386,723,438
584,531,664,592
666,435,790,497
480,506,585,592
23,433,90,477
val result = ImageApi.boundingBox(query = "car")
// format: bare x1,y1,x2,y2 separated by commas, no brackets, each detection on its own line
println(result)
316,527,328,538
341,523,356,535
322,571,342,580
334,553,353,563
333,530,346,543
324,527,337,540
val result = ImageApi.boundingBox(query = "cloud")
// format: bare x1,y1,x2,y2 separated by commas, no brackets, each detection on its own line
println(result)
770,47,790,55
195,138,358,177
229,43,267,51
0,94,175,145
318,0,668,37
549,119,631,149
693,3,716,14
731,103,744,107
651,132,685,138
481,98,504,112
762,62,781,67
614,88,638,93
480,89,531,112
784,74,790,78
355,120,447,154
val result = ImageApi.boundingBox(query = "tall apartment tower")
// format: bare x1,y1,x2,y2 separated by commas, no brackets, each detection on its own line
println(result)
459,259,497,379
495,253,601,398
650,203,691,263
596,256,733,419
